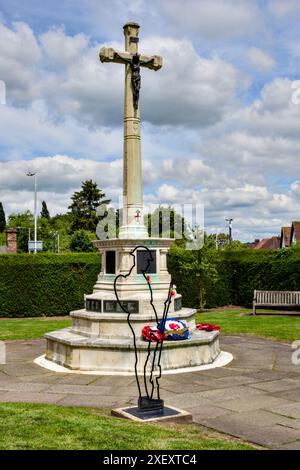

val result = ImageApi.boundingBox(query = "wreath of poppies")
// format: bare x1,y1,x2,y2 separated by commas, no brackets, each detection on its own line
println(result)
141,325,165,343
196,323,221,332
142,318,189,342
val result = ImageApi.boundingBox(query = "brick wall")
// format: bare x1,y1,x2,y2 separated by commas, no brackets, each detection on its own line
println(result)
6,228,17,254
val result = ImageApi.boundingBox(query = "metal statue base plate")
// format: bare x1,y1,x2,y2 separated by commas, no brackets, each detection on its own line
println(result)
138,396,164,411
111,405,193,423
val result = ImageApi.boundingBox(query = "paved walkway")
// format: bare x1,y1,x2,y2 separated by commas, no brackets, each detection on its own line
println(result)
1,335,300,449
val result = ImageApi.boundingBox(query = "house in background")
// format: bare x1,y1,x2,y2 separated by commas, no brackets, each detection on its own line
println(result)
247,220,300,250
280,226,291,248
290,221,300,245
252,236,281,249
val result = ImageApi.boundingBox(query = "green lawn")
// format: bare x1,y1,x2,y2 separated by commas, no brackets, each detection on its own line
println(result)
197,308,300,342
0,317,71,341
1,309,299,343
0,403,255,450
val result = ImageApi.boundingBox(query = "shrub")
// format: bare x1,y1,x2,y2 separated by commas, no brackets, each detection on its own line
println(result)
0,253,100,317
167,245,231,309
168,247,300,309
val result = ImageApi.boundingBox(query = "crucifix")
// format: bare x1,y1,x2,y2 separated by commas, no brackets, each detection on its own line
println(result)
99,22,162,239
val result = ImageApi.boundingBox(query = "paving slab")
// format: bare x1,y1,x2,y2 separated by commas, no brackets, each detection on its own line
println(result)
199,414,300,448
0,391,67,404
194,374,260,389
219,395,291,413
272,387,300,401
188,405,232,421
192,385,267,402
275,441,300,450
160,382,210,394
240,425,300,448
248,378,300,393
267,402,300,419
58,394,126,408
0,382,49,393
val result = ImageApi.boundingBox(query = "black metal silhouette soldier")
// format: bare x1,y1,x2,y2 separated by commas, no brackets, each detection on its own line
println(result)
114,246,173,412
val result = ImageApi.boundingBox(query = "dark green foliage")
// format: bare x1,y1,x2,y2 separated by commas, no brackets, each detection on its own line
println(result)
0,202,6,233
2,247,300,318
168,246,200,309
40,201,50,219
147,206,187,238
168,247,300,309
69,230,95,252
68,180,111,232
0,253,99,317
167,244,231,309
225,248,300,307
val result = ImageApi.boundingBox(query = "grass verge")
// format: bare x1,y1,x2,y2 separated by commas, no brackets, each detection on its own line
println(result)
196,308,300,342
0,402,256,450
0,317,71,341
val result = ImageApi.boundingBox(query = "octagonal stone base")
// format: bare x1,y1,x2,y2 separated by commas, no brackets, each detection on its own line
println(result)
45,327,220,374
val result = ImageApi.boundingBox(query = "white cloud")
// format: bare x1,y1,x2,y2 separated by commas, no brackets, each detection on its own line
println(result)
201,78,300,180
0,155,122,215
140,37,239,126
160,0,262,39
0,20,241,128
0,22,41,104
247,47,275,72
268,0,300,18
40,28,89,66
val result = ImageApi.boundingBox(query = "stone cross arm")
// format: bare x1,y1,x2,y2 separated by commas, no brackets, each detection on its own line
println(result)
99,47,162,71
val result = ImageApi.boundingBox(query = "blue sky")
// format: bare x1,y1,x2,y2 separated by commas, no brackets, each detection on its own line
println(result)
1,0,300,241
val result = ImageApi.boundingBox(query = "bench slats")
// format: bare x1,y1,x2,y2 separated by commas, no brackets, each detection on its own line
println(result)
253,290,300,315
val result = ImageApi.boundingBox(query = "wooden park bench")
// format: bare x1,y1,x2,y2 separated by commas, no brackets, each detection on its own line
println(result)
253,290,300,315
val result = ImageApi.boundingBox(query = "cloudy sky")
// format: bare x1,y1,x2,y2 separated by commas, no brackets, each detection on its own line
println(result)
1,0,300,241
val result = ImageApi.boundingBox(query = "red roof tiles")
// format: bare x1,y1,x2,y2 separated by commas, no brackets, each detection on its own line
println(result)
253,236,280,250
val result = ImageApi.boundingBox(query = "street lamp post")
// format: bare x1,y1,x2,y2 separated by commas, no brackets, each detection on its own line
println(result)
26,171,38,254
226,218,233,250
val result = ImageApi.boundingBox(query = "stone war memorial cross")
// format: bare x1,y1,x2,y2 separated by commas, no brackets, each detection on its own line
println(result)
44,22,221,422
100,22,162,239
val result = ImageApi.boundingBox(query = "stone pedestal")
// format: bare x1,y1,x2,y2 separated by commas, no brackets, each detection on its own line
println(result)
45,238,220,374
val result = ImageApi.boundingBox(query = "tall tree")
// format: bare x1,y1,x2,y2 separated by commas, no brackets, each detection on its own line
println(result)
68,180,111,232
40,201,50,219
147,206,187,239
0,202,6,233
69,230,95,252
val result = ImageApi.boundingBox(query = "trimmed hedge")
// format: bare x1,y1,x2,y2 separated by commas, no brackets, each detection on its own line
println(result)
226,248,300,307
0,253,100,317
169,247,300,309
1,248,300,317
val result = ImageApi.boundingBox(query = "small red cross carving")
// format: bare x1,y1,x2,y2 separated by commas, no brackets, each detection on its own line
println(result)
134,210,142,223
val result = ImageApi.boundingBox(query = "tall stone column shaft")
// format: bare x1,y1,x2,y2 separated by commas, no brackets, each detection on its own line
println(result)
120,22,148,239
